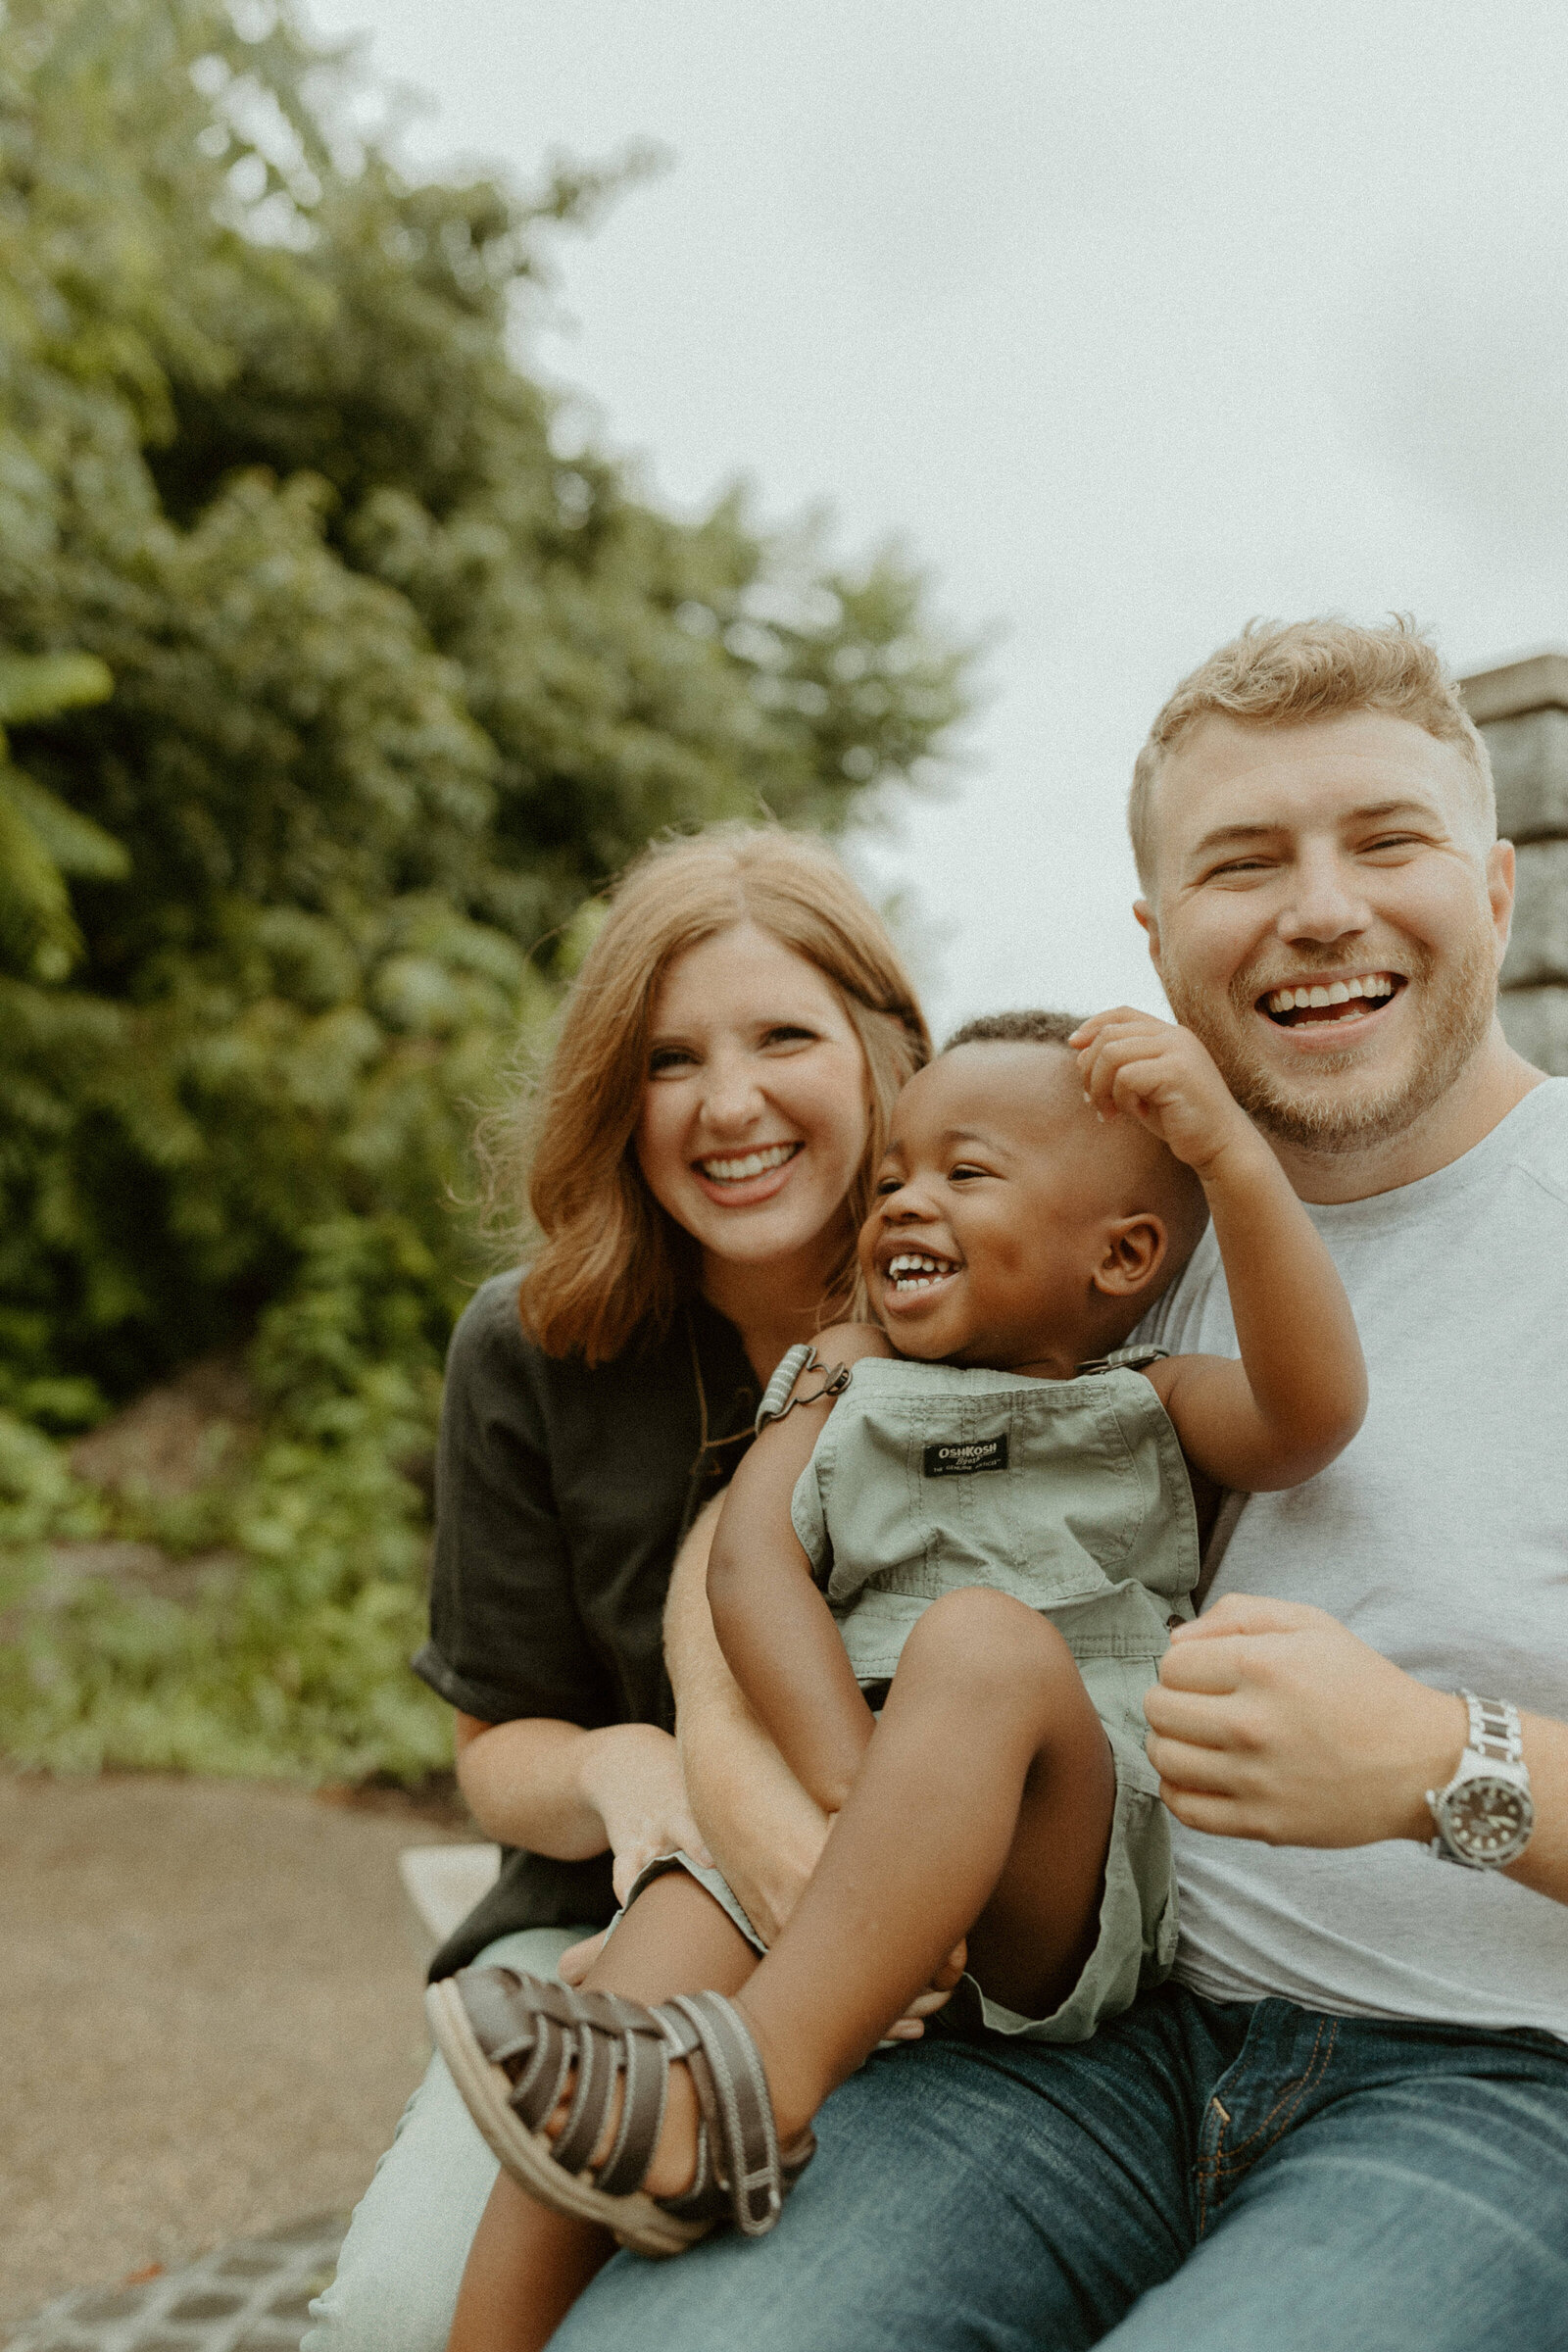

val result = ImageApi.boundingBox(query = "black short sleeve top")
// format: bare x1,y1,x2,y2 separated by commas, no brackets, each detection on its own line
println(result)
414,1271,759,1975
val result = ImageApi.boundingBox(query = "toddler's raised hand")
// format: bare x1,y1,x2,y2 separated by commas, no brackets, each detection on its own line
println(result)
1069,1008,1260,1178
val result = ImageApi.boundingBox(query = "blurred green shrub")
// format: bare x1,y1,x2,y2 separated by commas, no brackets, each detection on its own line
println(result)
0,1376,449,1784
0,0,968,1780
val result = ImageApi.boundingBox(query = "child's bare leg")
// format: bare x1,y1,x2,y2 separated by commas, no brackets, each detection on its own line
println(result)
447,1873,758,2352
448,2182,613,2352
735,1585,1115,2134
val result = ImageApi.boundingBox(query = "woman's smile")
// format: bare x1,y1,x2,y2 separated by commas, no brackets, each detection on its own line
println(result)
691,1140,806,1207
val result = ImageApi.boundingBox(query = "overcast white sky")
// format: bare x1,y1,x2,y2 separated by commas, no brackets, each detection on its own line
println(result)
306,0,1568,1034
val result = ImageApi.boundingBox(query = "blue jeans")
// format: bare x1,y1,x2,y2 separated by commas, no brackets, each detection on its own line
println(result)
303,1926,588,2352
551,1985,1568,2351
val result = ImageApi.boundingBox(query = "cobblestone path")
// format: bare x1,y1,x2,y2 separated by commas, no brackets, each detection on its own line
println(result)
5,2215,347,2352
3,1774,458,2334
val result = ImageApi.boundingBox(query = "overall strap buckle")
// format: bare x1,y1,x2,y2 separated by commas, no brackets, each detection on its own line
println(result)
1076,1344,1170,1377
755,1343,853,1432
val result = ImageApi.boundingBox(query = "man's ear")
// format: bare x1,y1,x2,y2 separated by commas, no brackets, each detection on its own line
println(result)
1486,840,1515,970
1092,1213,1167,1298
1134,899,1163,980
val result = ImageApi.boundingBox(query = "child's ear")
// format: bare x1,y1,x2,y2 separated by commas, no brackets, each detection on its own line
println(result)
1092,1214,1167,1298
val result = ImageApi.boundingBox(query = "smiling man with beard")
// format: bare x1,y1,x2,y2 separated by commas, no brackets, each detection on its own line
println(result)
553,617,1568,2352
1131,631,1511,1174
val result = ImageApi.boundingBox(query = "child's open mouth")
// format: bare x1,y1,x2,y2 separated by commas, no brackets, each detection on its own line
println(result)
883,1250,961,1297
1259,970,1404,1029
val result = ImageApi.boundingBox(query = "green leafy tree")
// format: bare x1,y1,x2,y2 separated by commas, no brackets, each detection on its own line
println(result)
0,0,970,1778
0,0,966,1411
0,650,120,979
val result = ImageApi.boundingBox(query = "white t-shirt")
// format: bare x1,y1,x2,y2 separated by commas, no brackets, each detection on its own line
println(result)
1141,1077,1568,2039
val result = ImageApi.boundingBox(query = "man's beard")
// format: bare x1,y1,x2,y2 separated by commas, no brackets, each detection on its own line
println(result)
1162,933,1498,1155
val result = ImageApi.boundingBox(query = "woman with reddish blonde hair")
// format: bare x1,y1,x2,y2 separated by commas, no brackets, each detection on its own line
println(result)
511,824,931,1364
307,823,927,2352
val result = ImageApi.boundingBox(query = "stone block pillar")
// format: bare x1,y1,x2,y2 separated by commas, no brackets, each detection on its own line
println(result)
1459,649,1568,1076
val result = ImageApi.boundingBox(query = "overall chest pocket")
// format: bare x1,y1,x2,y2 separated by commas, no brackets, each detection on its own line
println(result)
905,1419,1024,1590
906,1387,1150,1605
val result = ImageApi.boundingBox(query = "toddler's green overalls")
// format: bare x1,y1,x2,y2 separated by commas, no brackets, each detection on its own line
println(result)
766,1345,1200,2041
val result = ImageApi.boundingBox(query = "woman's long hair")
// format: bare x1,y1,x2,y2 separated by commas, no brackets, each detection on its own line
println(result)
486,826,929,1364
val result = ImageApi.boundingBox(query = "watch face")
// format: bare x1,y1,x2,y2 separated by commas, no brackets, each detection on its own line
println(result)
1444,1776,1534,1863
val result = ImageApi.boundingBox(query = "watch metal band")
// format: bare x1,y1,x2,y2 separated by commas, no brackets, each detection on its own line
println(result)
1461,1690,1524,1766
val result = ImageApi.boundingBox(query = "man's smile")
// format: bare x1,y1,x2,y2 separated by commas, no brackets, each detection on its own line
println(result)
1257,969,1406,1032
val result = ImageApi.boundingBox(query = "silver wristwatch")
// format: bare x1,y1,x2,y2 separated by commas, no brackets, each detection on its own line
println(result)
1425,1690,1535,1869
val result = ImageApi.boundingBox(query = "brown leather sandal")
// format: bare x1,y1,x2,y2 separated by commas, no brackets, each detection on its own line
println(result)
426,1967,816,2257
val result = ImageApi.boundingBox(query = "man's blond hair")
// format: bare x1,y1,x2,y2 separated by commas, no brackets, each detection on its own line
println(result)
1128,616,1494,893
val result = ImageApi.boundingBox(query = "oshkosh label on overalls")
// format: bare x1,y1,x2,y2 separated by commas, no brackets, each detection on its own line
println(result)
922,1434,1009,1477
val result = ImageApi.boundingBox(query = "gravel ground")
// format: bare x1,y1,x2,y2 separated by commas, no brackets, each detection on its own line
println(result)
0,1773,466,2339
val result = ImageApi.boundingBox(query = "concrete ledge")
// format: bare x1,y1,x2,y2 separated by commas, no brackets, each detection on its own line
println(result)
1498,986,1568,1076
1500,840,1568,988
1460,649,1568,726
398,1842,501,1963
1478,707,1568,844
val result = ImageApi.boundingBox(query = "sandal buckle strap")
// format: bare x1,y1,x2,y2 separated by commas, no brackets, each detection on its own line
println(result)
664,1991,784,2236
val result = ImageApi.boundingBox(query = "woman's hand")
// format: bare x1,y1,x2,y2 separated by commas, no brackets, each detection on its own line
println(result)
453,1713,710,1889
702,1797,967,2038
714,1780,833,1951
560,1804,967,2037
891,1938,968,2039
562,1771,832,1988
661,1498,961,2028
574,1721,713,1905
760,1814,965,2037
